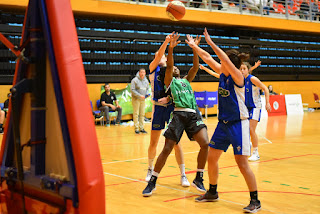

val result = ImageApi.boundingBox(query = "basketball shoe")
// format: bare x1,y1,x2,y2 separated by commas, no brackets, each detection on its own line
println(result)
192,172,206,192
142,176,157,197
248,151,260,161
181,175,190,187
195,191,219,202
243,199,261,213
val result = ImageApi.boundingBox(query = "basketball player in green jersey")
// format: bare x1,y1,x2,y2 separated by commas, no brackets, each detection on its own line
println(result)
142,33,209,196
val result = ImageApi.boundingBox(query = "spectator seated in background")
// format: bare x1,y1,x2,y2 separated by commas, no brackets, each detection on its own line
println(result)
311,0,320,20
0,110,4,134
99,83,122,126
244,0,260,13
296,0,310,19
193,0,202,8
211,0,223,10
268,85,278,95
3,93,10,117
262,0,275,15
0,93,9,134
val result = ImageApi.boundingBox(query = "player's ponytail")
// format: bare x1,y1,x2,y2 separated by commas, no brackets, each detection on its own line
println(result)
226,49,249,69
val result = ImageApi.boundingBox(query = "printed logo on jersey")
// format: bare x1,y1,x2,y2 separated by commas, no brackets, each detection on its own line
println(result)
157,76,161,81
209,141,215,146
246,88,249,92
196,121,204,126
218,87,230,97
180,81,187,88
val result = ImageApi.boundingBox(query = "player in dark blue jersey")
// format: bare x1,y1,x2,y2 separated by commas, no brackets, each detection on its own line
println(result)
146,32,190,187
186,29,261,213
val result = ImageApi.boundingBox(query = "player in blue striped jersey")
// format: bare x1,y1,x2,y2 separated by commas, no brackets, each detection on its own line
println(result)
241,62,271,161
186,29,261,213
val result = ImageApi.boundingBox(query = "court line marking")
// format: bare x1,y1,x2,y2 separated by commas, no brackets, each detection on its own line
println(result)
102,151,199,164
260,135,273,144
104,172,282,214
104,172,197,194
104,153,319,186
102,134,273,164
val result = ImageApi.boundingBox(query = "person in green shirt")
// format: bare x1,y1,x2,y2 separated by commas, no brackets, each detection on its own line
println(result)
142,33,209,197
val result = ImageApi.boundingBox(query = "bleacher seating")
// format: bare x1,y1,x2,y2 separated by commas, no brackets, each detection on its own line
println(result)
0,8,320,83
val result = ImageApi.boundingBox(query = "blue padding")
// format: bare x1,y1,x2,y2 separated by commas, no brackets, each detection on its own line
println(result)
194,91,218,108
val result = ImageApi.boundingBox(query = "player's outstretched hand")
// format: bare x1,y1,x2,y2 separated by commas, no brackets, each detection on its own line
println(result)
185,34,196,48
194,35,202,46
203,28,213,45
255,60,261,67
169,32,181,48
165,32,175,43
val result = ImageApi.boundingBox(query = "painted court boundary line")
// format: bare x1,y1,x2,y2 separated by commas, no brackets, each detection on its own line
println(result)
105,154,319,187
104,172,282,214
104,172,198,194
102,151,199,164
102,135,274,165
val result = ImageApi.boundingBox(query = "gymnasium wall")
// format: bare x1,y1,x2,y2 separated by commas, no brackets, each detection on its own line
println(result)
85,81,320,115
1,0,320,33
0,81,318,119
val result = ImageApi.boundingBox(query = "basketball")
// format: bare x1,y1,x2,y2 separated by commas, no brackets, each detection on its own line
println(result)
166,1,186,21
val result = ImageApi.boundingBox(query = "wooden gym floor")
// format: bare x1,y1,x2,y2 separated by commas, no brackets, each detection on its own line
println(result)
100,111,320,214
1,111,320,213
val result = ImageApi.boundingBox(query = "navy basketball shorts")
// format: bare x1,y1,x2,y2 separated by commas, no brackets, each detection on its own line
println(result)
210,119,250,156
151,104,174,130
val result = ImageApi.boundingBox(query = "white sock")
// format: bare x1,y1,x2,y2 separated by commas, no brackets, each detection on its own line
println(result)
152,171,159,177
253,147,258,153
197,169,205,173
148,159,154,169
179,164,186,176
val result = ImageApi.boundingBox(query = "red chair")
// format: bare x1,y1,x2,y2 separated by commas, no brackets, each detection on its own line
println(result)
313,93,320,103
277,3,285,14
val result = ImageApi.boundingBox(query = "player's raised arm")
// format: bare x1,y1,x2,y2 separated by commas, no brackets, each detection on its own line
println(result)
185,35,201,82
149,32,174,72
250,60,261,72
203,28,244,86
164,33,180,87
199,64,220,79
250,76,271,112
185,34,222,75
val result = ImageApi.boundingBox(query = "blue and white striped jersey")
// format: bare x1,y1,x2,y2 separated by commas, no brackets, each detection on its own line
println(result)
245,74,262,109
217,73,249,121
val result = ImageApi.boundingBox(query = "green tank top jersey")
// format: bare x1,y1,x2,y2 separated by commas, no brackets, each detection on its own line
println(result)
169,77,197,110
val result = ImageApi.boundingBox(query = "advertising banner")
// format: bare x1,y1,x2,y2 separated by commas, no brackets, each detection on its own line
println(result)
285,94,304,115
268,95,287,116
100,84,153,116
